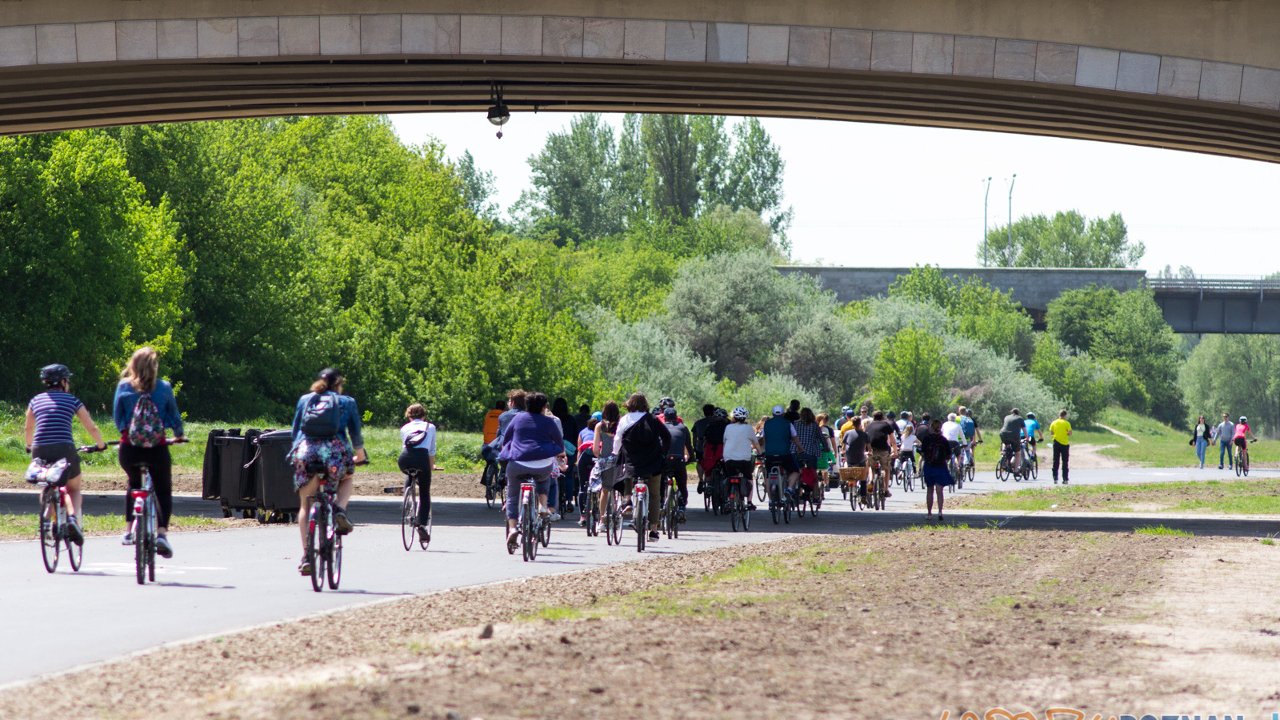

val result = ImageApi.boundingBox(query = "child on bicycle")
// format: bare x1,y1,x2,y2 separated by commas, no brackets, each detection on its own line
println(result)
399,403,437,544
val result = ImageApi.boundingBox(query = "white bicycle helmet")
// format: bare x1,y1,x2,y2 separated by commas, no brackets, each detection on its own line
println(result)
731,406,749,421
1240,416,1248,423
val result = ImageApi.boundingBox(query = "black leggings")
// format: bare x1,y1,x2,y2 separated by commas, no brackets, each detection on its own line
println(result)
120,443,173,528
398,448,433,524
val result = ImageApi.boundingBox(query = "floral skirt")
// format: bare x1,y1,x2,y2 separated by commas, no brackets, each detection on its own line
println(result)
287,436,353,490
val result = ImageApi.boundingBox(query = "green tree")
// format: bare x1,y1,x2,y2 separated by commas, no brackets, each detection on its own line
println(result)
980,211,1143,268
0,132,187,408
640,114,699,219
887,265,959,310
873,326,954,416
663,250,827,382
1045,285,1121,353
524,113,625,238
1093,290,1186,425
1029,334,1109,425
952,278,1035,365
454,150,497,219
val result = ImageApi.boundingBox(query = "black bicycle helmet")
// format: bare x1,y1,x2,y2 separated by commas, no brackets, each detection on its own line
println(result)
39,364,72,386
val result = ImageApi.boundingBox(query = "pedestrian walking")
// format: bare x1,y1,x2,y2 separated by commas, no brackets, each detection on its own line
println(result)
1048,409,1071,485
1189,415,1211,469
1213,413,1235,470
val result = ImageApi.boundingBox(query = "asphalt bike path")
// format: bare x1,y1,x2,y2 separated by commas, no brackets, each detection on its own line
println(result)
1,464,1277,687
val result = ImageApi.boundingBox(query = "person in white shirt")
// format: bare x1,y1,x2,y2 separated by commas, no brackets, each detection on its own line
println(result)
941,413,965,464
896,424,919,475
721,406,763,510
399,403,438,544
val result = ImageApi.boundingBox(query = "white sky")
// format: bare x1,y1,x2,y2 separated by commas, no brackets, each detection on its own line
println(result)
390,112,1280,277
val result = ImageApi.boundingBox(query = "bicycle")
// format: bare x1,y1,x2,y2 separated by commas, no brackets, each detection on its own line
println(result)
512,475,549,562
754,459,768,503
948,448,963,490
895,454,915,493
724,467,751,532
480,460,501,510
304,455,363,591
584,478,602,537
1026,440,1039,480
604,485,624,546
866,461,887,511
1235,440,1253,477
399,469,430,551
766,465,789,525
123,437,187,586
30,446,99,574
963,440,980,484
632,476,651,552
660,472,680,540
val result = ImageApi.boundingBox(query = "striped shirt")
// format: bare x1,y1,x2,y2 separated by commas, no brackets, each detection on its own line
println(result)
28,390,83,447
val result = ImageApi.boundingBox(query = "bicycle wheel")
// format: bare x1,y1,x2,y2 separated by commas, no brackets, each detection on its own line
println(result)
1243,451,1250,477
635,495,647,552
400,482,416,552
740,497,750,531
782,495,791,524
309,507,325,592
729,489,740,532
135,520,147,586
419,508,432,550
521,496,535,562
848,483,858,511
146,499,158,583
1030,454,1039,480
327,533,342,589
755,467,767,502
609,505,622,546
540,513,551,548
796,493,806,518
482,464,497,509
965,463,974,484
39,499,59,574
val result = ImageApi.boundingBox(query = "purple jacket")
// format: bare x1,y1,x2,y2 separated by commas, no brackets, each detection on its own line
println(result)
498,412,564,462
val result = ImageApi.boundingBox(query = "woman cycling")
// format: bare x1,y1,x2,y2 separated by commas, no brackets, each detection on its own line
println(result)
794,407,831,497
112,347,184,557
499,392,563,552
399,403,437,544
590,402,621,534
24,363,107,545
288,368,366,575
897,423,919,476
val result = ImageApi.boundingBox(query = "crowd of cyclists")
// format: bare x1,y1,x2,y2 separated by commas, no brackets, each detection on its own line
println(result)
19,353,1264,578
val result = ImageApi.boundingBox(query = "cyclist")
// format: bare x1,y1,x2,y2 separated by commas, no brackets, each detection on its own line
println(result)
1233,416,1255,468
896,423,918,477
590,402,621,533
113,347,186,557
575,414,599,527
919,417,952,520
482,400,504,445
499,392,563,551
289,368,365,574
722,407,762,508
616,393,671,542
941,413,965,468
399,403,437,544
761,405,802,498
816,412,838,488
691,404,715,487
998,408,1026,478
957,406,979,470
864,411,898,498
660,407,692,522
482,390,525,489
24,363,107,546
1023,412,1044,464
896,411,913,435
794,408,831,498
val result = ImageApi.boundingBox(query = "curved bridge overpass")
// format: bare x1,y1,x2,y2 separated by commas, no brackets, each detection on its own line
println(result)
3,1,1280,160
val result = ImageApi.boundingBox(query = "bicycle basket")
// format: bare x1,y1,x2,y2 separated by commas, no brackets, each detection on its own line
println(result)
25,457,69,486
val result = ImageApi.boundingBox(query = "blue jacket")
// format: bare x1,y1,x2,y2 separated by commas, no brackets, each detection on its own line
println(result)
498,412,564,462
113,380,184,438
290,392,364,450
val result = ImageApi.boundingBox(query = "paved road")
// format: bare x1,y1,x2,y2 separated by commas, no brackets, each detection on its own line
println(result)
1,464,1277,688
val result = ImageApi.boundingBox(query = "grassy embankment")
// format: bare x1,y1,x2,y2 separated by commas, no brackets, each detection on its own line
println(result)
954,477,1280,515
0,513,228,540
969,406,1279,468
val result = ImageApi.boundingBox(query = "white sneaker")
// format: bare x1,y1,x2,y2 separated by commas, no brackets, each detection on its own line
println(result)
549,512,562,522
121,531,135,546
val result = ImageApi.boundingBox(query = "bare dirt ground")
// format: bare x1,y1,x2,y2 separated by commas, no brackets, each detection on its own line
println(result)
4,529,1279,719
0,470,485,499
1067,443,1136,469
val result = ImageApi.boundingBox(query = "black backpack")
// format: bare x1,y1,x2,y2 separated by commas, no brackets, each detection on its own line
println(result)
300,392,342,438
622,414,664,464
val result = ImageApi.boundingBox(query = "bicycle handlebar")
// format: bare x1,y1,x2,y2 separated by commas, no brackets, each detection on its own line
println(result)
77,437,187,453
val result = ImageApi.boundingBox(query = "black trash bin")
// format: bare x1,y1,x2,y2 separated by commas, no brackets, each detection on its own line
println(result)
202,428,227,500
214,430,260,518
254,430,297,522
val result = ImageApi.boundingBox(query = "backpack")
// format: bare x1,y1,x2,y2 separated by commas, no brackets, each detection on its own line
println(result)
300,392,342,438
128,393,167,448
403,425,429,449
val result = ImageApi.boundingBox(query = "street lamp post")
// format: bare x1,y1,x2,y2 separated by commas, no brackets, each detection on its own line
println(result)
1006,173,1017,250
982,177,992,266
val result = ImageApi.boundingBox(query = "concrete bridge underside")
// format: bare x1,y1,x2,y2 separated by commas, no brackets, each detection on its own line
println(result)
3,1,1280,161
